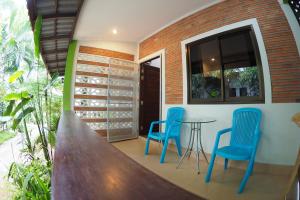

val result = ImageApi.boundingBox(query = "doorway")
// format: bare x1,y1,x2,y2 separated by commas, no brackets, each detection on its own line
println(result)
139,56,161,136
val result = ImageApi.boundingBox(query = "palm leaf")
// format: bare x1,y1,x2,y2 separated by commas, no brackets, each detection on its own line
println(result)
3,100,15,116
4,91,30,101
4,93,21,101
8,70,24,83
22,172,34,199
11,98,31,116
12,107,35,130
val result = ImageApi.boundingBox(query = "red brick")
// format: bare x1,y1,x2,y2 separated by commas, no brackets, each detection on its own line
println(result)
140,0,300,103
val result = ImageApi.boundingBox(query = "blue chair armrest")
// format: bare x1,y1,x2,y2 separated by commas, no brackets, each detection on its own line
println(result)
213,128,232,151
149,120,166,134
165,121,181,137
217,128,232,137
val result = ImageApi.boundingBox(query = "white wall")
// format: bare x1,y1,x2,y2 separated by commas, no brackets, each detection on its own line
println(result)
154,19,300,166
162,104,300,166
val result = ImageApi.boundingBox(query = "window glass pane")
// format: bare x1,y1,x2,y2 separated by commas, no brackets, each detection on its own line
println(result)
220,31,261,98
189,39,221,100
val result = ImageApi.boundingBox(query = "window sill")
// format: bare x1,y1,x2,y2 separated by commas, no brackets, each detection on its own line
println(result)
188,99,265,105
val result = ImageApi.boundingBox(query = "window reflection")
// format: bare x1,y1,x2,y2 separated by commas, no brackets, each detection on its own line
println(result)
221,31,260,98
187,27,264,103
190,39,221,99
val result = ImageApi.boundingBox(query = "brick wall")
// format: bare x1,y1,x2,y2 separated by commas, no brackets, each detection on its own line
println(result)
80,46,134,61
139,0,300,104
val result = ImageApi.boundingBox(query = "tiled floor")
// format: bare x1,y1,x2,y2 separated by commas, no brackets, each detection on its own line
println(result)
113,138,290,200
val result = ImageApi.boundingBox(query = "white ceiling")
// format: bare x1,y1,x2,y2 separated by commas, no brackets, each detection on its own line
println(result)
74,0,221,43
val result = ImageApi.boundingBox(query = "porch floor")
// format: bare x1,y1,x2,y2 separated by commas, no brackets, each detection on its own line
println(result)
113,138,289,200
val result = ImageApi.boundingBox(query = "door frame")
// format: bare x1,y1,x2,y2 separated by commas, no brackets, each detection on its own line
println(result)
138,49,166,134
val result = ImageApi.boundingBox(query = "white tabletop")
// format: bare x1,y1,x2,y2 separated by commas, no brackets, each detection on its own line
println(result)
176,117,216,123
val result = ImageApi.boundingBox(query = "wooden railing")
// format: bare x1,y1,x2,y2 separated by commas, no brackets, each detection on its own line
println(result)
52,111,202,200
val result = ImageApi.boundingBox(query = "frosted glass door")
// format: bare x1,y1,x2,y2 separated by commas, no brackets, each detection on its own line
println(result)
107,58,139,142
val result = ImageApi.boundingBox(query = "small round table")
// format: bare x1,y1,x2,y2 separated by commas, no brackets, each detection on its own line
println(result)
176,118,216,174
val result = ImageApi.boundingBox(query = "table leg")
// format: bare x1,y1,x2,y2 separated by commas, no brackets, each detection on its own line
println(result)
177,122,194,169
196,122,200,174
199,123,208,164
188,123,195,159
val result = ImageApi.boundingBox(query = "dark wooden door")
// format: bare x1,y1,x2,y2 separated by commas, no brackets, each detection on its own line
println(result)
139,63,160,135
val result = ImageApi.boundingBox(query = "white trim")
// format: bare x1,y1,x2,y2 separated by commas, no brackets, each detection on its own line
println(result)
278,0,300,56
181,18,272,104
139,49,166,122
138,0,224,43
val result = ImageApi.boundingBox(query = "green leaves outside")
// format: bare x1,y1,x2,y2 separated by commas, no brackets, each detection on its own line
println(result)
0,130,16,144
9,70,24,83
12,106,35,130
4,91,31,101
8,161,51,199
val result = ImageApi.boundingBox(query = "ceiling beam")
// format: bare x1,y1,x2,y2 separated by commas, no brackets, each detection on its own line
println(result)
41,35,71,41
42,13,77,20
55,0,58,69
46,58,66,64
44,48,68,54
49,65,65,71
49,69,65,73
26,0,85,76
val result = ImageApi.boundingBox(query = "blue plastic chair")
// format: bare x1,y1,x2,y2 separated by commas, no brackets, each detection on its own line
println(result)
144,107,185,163
205,108,262,193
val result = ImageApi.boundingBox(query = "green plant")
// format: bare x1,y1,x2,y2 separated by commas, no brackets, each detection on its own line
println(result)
0,130,16,144
2,71,35,156
8,160,51,200
1,2,63,198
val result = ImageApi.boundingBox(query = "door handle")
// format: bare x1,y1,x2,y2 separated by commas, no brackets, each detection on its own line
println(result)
140,101,143,105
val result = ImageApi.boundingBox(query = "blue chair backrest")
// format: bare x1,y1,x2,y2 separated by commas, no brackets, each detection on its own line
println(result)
165,107,185,136
230,108,262,149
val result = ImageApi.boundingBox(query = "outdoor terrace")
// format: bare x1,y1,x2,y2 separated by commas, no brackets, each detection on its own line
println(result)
27,0,300,199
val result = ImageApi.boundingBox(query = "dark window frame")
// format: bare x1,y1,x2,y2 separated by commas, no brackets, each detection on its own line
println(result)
288,0,300,26
186,26,265,104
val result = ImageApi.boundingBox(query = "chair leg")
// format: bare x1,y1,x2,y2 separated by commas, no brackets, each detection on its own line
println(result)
144,137,151,155
249,162,254,176
160,138,169,163
224,158,228,170
205,153,216,183
238,160,254,193
175,138,182,157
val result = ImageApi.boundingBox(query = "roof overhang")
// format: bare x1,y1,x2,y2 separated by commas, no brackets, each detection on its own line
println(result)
26,0,84,76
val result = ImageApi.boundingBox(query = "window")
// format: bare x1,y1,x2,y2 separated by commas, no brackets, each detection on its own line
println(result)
186,27,264,104
288,0,300,26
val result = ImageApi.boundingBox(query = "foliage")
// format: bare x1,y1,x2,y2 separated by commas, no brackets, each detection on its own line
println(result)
0,1,63,199
8,160,51,200
2,71,34,156
225,67,260,96
191,67,260,98
9,70,24,83
4,68,62,199
0,130,16,144
0,0,34,75
191,72,221,99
